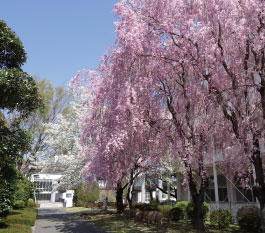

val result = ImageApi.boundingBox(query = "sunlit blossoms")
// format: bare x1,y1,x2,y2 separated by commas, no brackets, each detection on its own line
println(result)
74,0,264,231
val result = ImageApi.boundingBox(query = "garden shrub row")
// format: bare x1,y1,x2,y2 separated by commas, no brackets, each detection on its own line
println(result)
123,209,173,224
127,201,261,232
209,205,261,232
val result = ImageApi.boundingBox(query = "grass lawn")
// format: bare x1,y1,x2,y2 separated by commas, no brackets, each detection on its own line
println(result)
0,207,37,233
77,211,240,233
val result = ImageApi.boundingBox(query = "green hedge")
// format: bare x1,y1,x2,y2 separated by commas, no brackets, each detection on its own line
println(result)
158,205,172,212
132,203,159,211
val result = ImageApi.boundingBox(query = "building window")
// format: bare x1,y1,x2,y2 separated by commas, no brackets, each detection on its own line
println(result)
205,175,228,202
218,175,228,202
145,192,150,202
34,179,53,192
66,194,72,198
205,177,215,202
235,176,255,202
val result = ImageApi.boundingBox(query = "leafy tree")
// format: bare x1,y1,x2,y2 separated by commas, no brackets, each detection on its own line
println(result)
0,19,42,219
41,86,85,190
73,183,99,207
13,170,33,206
20,79,70,175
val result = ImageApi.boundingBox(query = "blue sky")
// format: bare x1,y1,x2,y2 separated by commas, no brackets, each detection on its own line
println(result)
1,0,119,87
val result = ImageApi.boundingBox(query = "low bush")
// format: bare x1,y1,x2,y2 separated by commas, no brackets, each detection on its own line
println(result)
174,201,189,219
133,203,159,211
158,205,172,212
210,209,233,229
236,205,261,232
134,210,172,224
186,202,210,220
170,207,183,221
123,209,139,218
13,200,25,209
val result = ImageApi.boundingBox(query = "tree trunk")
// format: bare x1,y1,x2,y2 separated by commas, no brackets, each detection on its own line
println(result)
187,159,208,231
189,179,206,231
116,183,124,214
126,185,133,209
252,139,265,232
149,188,153,202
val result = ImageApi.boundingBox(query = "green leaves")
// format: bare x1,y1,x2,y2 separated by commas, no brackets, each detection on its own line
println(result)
0,20,26,69
0,68,43,118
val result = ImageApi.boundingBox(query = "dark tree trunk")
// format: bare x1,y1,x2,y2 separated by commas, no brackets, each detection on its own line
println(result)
126,185,133,209
116,182,124,214
149,188,153,202
252,139,265,232
191,192,205,231
186,157,208,231
189,178,206,231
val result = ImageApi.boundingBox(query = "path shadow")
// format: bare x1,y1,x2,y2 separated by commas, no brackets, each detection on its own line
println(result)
37,208,106,233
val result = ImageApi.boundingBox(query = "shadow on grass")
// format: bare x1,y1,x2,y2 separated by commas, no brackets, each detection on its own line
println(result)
78,212,241,233
0,222,8,229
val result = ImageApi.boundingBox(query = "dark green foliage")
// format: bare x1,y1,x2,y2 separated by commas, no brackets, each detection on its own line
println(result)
13,171,33,206
132,203,159,211
186,201,210,220
73,183,100,207
0,20,26,69
0,120,31,168
0,165,17,220
170,207,183,221
13,200,25,209
0,20,42,220
0,69,42,117
236,205,261,232
158,205,172,212
175,201,189,219
210,209,233,229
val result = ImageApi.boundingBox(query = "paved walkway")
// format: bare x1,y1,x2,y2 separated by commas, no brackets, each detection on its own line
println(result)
34,208,107,233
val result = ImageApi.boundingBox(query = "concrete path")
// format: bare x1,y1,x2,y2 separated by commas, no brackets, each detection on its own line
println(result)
34,208,107,233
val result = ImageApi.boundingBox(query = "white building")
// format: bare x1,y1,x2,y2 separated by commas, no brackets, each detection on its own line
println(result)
30,172,74,207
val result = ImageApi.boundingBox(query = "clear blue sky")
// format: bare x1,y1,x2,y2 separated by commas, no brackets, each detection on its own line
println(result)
1,0,119,87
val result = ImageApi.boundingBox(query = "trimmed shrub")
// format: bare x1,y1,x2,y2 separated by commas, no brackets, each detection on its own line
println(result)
170,207,183,221
133,203,159,211
123,209,139,218
236,205,261,232
27,198,34,204
13,200,25,209
174,201,189,219
133,210,172,224
210,209,233,229
186,201,210,220
158,205,172,212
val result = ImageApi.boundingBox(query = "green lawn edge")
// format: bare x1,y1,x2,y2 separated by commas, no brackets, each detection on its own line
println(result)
0,207,38,233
